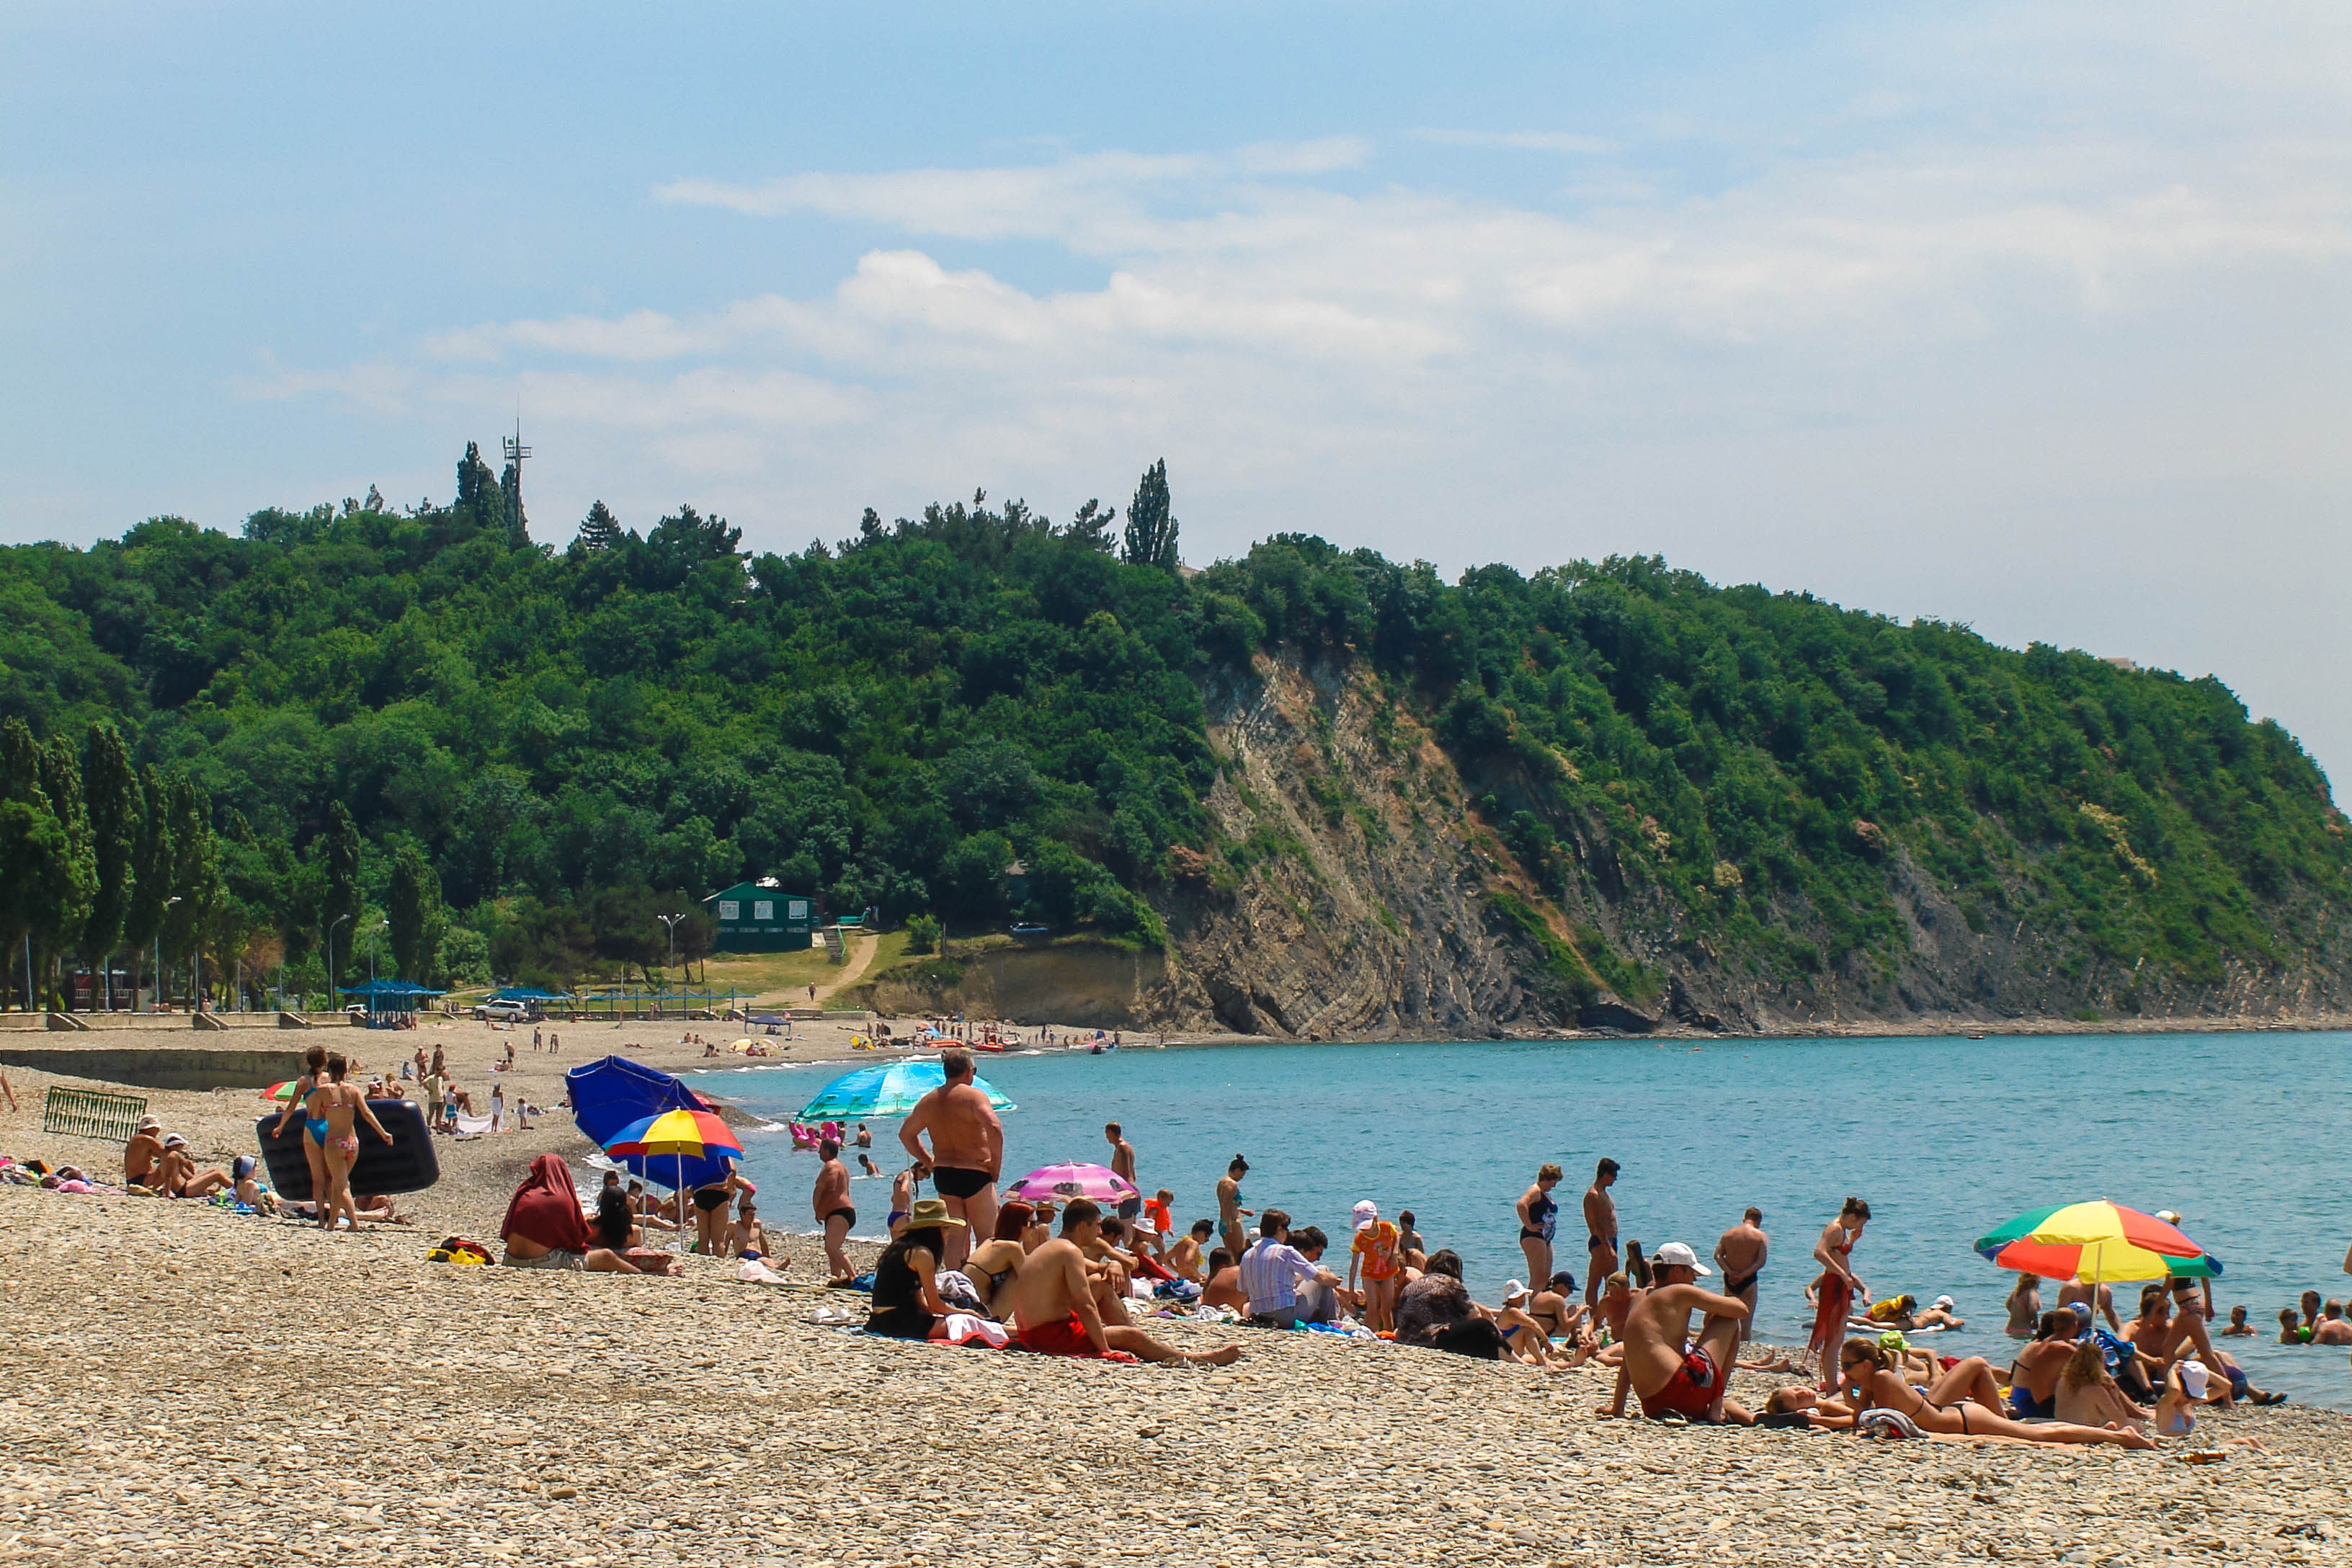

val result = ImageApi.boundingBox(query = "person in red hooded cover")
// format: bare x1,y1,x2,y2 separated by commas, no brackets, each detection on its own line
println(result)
500,1153,640,1272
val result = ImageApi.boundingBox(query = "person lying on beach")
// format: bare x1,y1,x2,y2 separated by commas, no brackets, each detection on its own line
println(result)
2221,1305,2253,1337
961,1203,1031,1319
1392,1252,1511,1360
1200,1249,1248,1313
1168,1219,1215,1283
1836,1340,2153,1448
352,1193,409,1224
1600,1242,1753,1423
1761,1386,1856,1430
2005,1311,2082,1417
2054,1341,2151,1433
500,1154,638,1273
1005,1200,1241,1364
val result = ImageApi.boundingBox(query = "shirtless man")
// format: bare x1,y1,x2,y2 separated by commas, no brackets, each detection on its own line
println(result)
899,1048,1001,1268
2004,1311,2082,1418
1714,1207,1768,1341
813,1139,855,1285
2315,1301,2352,1347
308,1054,392,1231
731,1199,773,1259
124,1118,164,1188
1105,1123,1140,1221
2057,1277,2120,1332
1167,1218,1215,1283
1582,1159,1621,1311
1216,1155,1253,1262
1005,1200,1241,1365
1600,1242,1754,1424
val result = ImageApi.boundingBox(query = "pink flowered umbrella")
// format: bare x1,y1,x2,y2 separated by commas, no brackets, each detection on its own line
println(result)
1003,1162,1137,1203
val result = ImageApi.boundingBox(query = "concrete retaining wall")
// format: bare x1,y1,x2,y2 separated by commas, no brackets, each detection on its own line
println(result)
0,1045,307,1091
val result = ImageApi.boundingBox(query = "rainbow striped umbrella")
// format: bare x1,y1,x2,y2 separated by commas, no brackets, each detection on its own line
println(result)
1974,1200,2222,1282
605,1108,744,1256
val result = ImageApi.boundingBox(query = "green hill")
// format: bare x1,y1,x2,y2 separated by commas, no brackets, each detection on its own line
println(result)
1,445,2345,1028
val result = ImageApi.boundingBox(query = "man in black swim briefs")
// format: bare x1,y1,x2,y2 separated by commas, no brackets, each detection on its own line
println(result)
899,1048,1002,1268
812,1139,856,1285
1582,1158,1621,1312
1714,1206,1768,1341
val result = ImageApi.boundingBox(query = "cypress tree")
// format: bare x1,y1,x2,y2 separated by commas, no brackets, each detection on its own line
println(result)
37,734,97,1002
120,765,175,1006
1121,459,1180,571
387,842,445,984
82,724,138,1006
161,773,218,1006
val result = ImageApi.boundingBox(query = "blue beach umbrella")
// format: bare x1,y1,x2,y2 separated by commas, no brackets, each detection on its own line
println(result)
797,1059,1017,1122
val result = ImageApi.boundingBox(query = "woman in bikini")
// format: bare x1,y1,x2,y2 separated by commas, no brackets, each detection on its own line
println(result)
2052,1340,2151,1433
305,1054,392,1231
1811,1198,1870,1391
269,1045,332,1206
1837,1340,2154,1448
961,1200,1033,1320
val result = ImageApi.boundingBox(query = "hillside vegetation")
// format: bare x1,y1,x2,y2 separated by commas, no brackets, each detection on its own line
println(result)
1,444,2344,1025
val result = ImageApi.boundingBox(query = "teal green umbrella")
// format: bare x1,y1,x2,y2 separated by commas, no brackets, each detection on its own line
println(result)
796,1059,1016,1121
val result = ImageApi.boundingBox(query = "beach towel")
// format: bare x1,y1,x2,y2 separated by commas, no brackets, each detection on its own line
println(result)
935,1313,1010,1349
453,1111,494,1136
1856,1409,1927,1441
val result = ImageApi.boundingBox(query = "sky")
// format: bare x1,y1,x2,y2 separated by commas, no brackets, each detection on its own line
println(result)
4,3,2348,786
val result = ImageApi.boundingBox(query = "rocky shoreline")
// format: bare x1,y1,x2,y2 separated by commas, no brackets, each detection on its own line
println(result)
0,1041,2347,1566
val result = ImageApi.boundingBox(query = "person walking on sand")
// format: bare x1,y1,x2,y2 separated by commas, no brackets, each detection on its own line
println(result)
814,1140,856,1285
1007,1200,1242,1365
306,1054,393,1231
270,1045,333,1203
898,1048,1002,1269
1600,1242,1755,1424
1216,1154,1253,1262
1105,1122,1140,1221
1517,1164,1563,1294
1582,1159,1620,1311
1809,1198,1870,1390
1715,1207,1768,1341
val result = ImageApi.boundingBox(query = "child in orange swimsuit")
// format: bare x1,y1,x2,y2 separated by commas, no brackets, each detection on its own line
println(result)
1350,1203,1402,1333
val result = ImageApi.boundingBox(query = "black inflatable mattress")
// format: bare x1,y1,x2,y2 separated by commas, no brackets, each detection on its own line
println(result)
254,1098,440,1200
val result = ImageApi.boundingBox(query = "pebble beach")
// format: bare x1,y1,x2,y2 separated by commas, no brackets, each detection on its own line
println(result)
1,1029,2348,1566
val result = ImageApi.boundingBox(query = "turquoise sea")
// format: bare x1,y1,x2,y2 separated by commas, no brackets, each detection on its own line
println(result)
690,1030,2352,1409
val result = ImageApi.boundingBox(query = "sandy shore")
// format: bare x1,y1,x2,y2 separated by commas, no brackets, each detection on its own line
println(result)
1,1043,2348,1566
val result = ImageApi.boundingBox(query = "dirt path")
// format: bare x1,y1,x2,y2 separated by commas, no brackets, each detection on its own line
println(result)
811,932,879,1005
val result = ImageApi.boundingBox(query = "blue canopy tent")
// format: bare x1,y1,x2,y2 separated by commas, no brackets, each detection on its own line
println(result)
564,1055,734,1192
490,986,573,1004
337,978,445,1027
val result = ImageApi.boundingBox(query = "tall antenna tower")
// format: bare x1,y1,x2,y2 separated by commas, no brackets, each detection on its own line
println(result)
502,411,533,548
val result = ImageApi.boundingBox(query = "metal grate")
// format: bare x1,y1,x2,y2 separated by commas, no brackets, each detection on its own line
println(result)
42,1087,149,1144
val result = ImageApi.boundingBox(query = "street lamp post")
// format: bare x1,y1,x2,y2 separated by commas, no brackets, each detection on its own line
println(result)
326,912,352,1015
656,912,684,1017
156,895,182,1012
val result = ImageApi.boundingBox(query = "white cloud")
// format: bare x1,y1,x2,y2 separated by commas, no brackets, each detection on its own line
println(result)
1412,128,1615,155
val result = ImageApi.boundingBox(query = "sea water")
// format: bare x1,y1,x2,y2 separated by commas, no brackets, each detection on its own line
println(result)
691,1030,2352,1409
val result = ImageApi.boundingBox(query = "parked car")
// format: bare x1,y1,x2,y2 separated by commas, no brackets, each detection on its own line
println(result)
474,998,535,1023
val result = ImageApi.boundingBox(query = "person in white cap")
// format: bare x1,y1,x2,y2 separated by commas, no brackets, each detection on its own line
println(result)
1346,1200,1402,1334
1600,1240,1755,1423
1912,1294,1966,1331
2154,1358,2210,1437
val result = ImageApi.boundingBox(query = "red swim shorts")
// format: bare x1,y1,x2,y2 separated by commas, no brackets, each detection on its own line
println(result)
1017,1313,1101,1357
1639,1346,1720,1420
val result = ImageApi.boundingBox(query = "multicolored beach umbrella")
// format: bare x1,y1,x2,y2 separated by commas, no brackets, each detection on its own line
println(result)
796,1059,1016,1122
1974,1200,2222,1281
604,1108,746,1255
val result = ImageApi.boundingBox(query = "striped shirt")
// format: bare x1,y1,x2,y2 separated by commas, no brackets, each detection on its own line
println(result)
1239,1237,1318,1317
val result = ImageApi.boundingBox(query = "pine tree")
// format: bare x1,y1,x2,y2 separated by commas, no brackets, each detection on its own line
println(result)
387,842,445,984
81,724,138,1008
577,499,624,552
1122,460,1180,571
323,801,363,985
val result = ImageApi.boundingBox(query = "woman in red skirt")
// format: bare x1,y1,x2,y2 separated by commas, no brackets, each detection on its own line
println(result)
1810,1197,1871,1390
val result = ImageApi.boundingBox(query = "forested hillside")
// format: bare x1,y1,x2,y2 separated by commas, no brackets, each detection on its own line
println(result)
2,442,2346,1028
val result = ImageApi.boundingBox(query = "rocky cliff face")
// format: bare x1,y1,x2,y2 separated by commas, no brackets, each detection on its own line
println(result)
1141,653,2352,1038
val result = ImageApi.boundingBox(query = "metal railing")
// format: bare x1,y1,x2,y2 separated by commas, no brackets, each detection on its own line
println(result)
42,1087,150,1144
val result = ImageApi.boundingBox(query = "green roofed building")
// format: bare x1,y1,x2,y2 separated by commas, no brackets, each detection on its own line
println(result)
706,878,816,952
